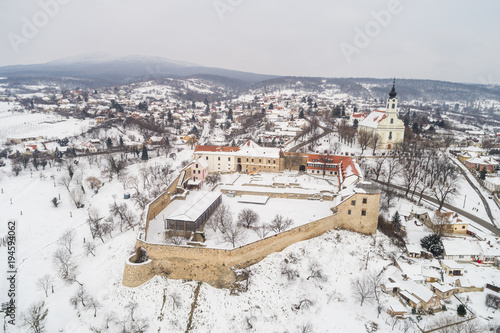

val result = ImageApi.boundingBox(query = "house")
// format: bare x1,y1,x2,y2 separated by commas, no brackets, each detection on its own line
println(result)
194,145,240,173
441,260,465,276
191,157,209,184
357,80,405,149
430,282,455,299
406,244,423,258
306,154,362,189
484,177,500,193
398,282,441,311
386,299,408,317
421,211,469,235
442,239,482,262
464,156,498,173
148,136,166,146
478,240,500,264
95,116,106,124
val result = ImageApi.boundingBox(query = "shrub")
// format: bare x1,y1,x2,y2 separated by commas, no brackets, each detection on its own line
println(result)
457,304,466,316
420,234,443,258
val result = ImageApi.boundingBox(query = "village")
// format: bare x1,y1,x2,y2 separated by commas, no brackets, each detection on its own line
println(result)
1,76,500,332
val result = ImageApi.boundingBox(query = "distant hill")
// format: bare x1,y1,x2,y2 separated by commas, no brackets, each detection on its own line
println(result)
0,54,278,87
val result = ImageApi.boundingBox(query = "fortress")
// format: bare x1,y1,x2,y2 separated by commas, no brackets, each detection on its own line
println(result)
122,165,380,289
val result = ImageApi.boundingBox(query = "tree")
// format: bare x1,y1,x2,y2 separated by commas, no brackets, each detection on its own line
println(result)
106,137,113,149
457,304,467,316
284,153,301,171
222,221,247,248
88,296,101,317
83,241,96,256
391,211,401,232
207,203,232,233
20,301,48,333
255,223,271,239
36,275,53,298
479,167,487,180
370,133,380,154
204,173,221,187
125,301,138,321
86,176,102,193
70,285,89,309
270,214,293,233
227,108,233,121
141,146,149,160
53,248,78,284
351,276,373,306
58,230,75,254
87,208,107,242
432,157,458,211
237,209,259,229
299,109,304,119
12,160,22,176
51,197,59,207
269,103,274,110
420,234,443,257
69,188,85,208
58,175,72,192
357,129,371,154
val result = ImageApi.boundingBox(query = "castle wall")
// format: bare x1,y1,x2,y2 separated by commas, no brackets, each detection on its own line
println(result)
123,191,379,288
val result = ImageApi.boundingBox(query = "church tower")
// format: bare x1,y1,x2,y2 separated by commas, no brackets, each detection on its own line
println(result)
386,78,398,115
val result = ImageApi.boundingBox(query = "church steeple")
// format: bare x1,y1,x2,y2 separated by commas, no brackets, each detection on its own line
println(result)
389,78,397,99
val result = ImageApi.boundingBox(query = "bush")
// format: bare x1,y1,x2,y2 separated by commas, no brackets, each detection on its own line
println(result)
457,304,466,316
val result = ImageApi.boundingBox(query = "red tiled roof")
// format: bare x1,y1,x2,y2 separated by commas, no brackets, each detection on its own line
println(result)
194,145,240,153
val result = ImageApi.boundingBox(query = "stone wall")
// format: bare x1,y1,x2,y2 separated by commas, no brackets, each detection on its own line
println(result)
123,191,380,288
219,188,335,201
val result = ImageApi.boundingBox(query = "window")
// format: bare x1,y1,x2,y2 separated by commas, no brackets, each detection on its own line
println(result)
351,200,355,206
252,159,254,163
246,158,248,162
198,170,201,174
268,160,270,163
348,210,351,215
390,118,393,124
259,159,261,163
462,226,465,229
392,103,395,109
273,160,276,164
361,210,367,216
206,156,208,160
389,132,392,140
362,198,367,204
238,158,241,163
218,157,220,161
196,164,198,168
228,157,230,161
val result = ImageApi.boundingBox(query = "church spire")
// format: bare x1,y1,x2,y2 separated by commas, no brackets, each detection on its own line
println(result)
389,78,397,99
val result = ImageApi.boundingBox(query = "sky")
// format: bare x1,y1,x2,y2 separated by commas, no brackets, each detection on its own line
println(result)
0,0,498,84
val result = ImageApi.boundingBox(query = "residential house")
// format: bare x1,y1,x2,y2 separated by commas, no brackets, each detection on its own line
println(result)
306,154,362,189
421,211,469,235
442,239,482,262
484,177,500,193
441,260,465,276
464,156,498,173
148,136,167,146
430,282,455,299
191,157,209,183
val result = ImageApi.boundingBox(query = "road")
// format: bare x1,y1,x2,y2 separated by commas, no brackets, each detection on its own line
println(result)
372,179,500,237
287,119,334,153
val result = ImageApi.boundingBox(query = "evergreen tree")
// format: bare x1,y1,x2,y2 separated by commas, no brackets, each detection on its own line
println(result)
119,136,124,147
191,114,196,122
141,146,149,160
420,234,443,257
290,114,294,121
269,103,274,110
192,101,196,109
228,108,233,121
479,167,487,180
106,137,113,149
167,110,173,122
299,109,304,119
457,304,466,316
314,102,318,108
391,211,401,232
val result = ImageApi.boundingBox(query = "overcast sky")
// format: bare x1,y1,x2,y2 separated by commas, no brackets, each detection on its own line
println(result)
1,0,498,84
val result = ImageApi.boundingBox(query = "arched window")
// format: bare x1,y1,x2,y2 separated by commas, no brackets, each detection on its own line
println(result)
389,132,392,140
392,103,395,109
390,118,394,124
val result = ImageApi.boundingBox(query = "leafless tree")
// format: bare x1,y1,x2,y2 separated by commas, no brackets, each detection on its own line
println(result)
53,248,78,284
270,214,293,233
58,175,72,192
36,275,53,298
385,157,401,189
169,236,185,245
298,323,314,333
169,292,182,310
87,208,106,242
204,173,221,187
284,153,302,171
306,264,327,282
370,156,386,181
237,209,259,229
207,203,231,233
58,229,75,254
222,221,247,248
330,141,342,155
351,275,373,306
255,223,271,239
357,129,372,154
109,202,136,232
83,241,96,256
370,133,380,154
69,187,85,208
293,298,314,310
20,301,48,333
432,156,458,211
86,176,102,193
88,296,101,317
368,269,383,316
102,312,116,329
125,301,138,321
70,285,89,309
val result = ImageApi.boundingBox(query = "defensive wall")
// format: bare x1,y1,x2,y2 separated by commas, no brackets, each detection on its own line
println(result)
123,171,380,288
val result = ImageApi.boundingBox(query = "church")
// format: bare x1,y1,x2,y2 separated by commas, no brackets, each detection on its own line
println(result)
357,80,405,149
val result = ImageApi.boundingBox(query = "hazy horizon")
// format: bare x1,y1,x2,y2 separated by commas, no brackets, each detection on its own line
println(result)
1,0,499,84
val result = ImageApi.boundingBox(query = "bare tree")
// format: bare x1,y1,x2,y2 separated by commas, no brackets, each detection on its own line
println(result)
88,296,101,317
86,176,102,193
169,236,185,245
169,292,182,310
370,156,386,181
207,203,231,233
87,208,106,242
237,209,259,229
36,275,53,298
125,301,138,321
298,323,314,333
368,270,383,316
53,248,78,284
58,175,72,192
204,173,221,187
357,129,372,155
255,223,271,239
83,241,96,256
20,301,48,333
351,275,373,306
109,202,136,232
58,229,75,254
222,221,247,248
293,298,314,310
370,133,380,154
284,153,302,171
432,157,458,211
306,264,327,282
70,285,89,309
270,214,293,233
69,187,85,208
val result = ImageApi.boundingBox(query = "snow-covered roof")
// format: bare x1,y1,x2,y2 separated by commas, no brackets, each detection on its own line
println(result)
194,157,209,169
441,260,464,270
358,110,386,129
166,191,221,222
238,140,281,159
430,282,454,293
442,239,482,256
